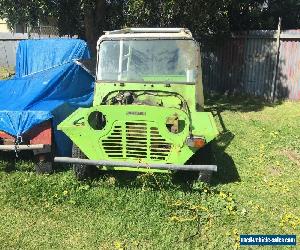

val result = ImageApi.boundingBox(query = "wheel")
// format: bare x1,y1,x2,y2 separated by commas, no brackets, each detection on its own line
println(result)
72,144,98,181
197,168,213,183
190,144,215,184
35,161,53,174
35,153,53,174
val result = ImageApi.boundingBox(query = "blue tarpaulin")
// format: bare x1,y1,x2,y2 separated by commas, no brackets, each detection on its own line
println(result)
15,39,91,78
0,39,94,156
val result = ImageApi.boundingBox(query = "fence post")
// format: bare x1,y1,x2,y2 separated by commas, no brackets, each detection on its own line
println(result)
271,17,282,102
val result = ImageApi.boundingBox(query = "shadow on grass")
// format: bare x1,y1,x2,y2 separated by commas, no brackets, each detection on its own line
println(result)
0,151,36,172
0,152,16,172
54,162,72,173
202,94,285,185
205,94,283,113
208,101,241,185
97,170,197,192
211,131,240,185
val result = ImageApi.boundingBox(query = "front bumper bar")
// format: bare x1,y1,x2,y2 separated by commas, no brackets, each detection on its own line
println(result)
54,157,217,172
0,144,51,155
0,144,45,151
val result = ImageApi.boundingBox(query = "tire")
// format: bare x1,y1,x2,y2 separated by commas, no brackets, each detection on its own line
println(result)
190,144,215,184
72,144,99,181
197,168,213,183
35,153,53,174
35,160,53,174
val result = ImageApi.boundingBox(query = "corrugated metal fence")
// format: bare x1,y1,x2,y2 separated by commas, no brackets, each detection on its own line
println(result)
201,30,300,100
1,30,300,100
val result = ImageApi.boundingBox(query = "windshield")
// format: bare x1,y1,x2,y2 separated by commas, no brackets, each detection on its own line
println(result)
97,39,198,83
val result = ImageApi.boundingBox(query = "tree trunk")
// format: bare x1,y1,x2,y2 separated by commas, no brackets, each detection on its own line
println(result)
83,0,106,57
83,2,96,56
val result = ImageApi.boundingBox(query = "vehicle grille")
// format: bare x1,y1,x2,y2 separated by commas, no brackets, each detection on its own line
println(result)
101,121,172,161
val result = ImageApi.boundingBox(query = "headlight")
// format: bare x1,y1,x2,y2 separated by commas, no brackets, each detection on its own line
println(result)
166,115,185,134
88,111,106,130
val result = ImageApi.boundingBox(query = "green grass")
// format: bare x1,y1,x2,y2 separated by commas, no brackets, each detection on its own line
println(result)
0,96,299,249
0,67,14,80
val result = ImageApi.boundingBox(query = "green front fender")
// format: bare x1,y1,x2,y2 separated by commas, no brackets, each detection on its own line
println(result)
58,105,219,168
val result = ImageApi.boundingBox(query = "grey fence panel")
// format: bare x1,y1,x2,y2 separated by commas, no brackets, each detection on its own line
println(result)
0,32,57,69
0,33,29,68
241,37,277,98
276,30,300,100
201,30,300,100
201,37,248,95
0,40,19,68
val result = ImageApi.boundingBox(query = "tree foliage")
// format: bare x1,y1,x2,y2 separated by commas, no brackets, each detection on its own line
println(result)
124,0,231,39
1,0,300,54
264,0,300,29
227,0,300,31
0,0,55,29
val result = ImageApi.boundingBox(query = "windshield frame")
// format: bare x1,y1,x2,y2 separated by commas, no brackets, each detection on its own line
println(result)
96,37,200,85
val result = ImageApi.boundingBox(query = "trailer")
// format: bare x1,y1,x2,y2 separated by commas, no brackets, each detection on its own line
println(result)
0,39,94,172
